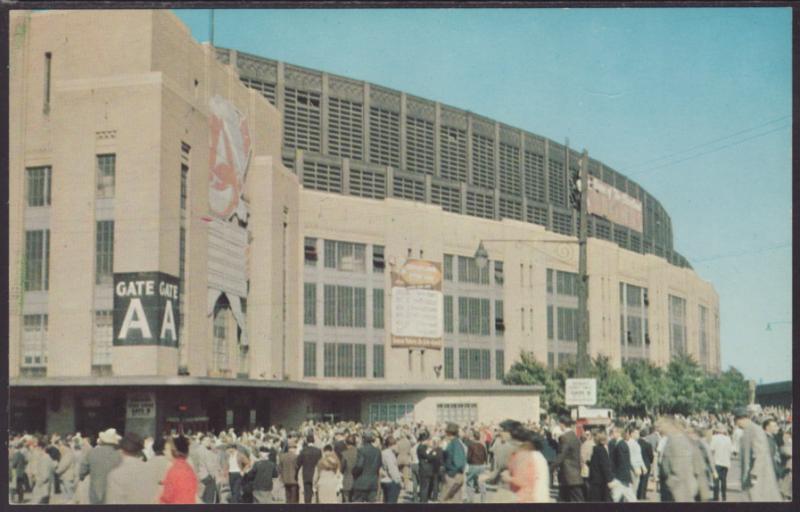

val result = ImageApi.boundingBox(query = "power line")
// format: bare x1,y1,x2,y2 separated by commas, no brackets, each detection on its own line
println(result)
627,122,791,178
689,241,791,264
618,114,791,174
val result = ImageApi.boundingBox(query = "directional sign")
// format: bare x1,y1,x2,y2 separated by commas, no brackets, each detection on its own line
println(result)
565,378,597,406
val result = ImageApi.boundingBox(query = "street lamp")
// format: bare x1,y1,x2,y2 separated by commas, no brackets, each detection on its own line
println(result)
473,150,591,378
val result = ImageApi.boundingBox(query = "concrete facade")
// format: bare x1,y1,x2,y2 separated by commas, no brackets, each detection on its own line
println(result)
9,10,718,437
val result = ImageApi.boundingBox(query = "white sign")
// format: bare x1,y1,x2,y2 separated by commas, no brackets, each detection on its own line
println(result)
126,392,156,419
586,176,643,233
391,287,443,339
565,378,597,406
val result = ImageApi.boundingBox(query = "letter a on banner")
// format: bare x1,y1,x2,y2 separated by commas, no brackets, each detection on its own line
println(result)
160,300,177,342
118,298,152,339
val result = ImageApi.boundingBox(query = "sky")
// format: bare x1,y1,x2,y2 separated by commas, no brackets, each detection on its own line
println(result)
174,7,793,383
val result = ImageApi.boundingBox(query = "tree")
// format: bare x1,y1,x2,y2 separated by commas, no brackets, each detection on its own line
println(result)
664,353,709,415
589,356,636,413
503,351,566,415
623,359,667,416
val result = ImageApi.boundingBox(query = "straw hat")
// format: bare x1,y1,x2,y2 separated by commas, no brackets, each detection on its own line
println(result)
98,428,122,445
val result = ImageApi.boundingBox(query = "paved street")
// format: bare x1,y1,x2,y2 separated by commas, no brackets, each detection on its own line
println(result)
12,455,753,505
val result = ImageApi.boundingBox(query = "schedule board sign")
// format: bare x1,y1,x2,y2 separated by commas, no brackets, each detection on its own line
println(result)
566,378,597,406
113,272,180,347
390,259,443,350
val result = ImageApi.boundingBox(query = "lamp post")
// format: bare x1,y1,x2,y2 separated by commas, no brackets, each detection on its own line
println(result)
474,150,591,377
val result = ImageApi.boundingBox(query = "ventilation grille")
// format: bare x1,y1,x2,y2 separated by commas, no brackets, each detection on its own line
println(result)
466,190,494,219
498,143,521,194
369,107,400,167
393,175,425,201
471,133,495,189
440,126,467,182
328,97,364,160
303,161,342,193
431,183,461,213
284,87,321,152
350,166,386,199
406,116,434,174
548,159,566,207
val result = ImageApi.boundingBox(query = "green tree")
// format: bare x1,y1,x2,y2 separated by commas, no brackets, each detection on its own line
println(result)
503,351,566,415
589,356,636,413
623,359,667,416
664,353,709,415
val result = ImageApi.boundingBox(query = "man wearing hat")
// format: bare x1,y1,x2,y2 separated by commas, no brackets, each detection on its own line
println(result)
734,406,782,501
552,415,584,502
106,432,152,504
483,420,521,503
78,428,122,504
440,423,467,503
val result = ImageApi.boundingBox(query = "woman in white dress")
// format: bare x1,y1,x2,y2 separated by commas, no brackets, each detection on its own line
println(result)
503,428,551,503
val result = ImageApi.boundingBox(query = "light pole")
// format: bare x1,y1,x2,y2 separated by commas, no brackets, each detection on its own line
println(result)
474,150,591,377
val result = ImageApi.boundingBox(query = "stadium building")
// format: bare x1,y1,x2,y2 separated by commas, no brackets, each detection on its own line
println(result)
8,10,720,438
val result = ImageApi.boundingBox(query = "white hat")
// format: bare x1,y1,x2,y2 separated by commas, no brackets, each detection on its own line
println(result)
98,428,121,445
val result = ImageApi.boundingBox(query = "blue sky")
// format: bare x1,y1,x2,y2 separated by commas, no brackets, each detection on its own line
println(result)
173,8,792,383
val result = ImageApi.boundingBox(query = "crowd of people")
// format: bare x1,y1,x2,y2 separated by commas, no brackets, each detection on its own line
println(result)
8,404,792,504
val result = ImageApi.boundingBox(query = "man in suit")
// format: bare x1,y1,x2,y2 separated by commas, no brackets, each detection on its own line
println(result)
351,431,382,502
657,416,710,502
735,407,782,501
416,432,436,503
79,428,123,504
339,435,358,503
277,439,300,503
105,433,152,504
395,431,413,492
610,426,636,502
762,418,783,482
637,427,655,500
295,434,322,504
551,416,584,502
251,446,279,504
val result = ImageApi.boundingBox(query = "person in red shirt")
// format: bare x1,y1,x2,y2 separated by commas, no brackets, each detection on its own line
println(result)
160,435,198,504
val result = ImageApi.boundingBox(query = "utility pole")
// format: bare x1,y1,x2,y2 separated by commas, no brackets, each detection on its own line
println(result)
209,9,215,47
576,150,590,377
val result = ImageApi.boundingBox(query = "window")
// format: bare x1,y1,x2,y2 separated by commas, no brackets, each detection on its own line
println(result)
96,154,116,198
43,52,52,114
458,297,490,335
436,403,477,423
444,295,454,333
324,240,366,272
495,300,504,334
520,263,524,288
304,283,316,325
373,289,384,329
95,221,114,285
303,342,317,377
323,285,336,326
180,164,188,210
444,347,454,379
323,343,336,377
370,402,414,424
556,270,579,296
557,307,579,342
92,310,113,367
495,350,505,380
304,237,318,266
26,166,52,207
669,295,687,357
323,284,367,328
354,288,366,328
336,286,354,327
495,261,504,285
373,344,385,378
323,342,367,378
354,344,367,378
547,305,554,340
546,269,553,294
627,315,643,347
548,352,554,369
24,230,50,291
458,348,492,380
529,265,533,287
699,305,709,367
521,307,525,331
372,245,385,272
457,256,489,285
443,254,453,281
21,314,48,369
212,308,229,372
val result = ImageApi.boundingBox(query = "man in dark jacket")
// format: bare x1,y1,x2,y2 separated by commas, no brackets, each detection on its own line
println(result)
441,423,466,502
637,427,655,500
610,427,636,502
295,434,322,504
588,431,614,502
277,439,300,504
416,432,436,503
339,435,358,503
429,438,445,501
251,447,279,504
552,416,584,502
351,431,382,503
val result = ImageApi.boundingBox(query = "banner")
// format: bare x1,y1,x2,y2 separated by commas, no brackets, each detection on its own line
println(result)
586,176,643,233
126,392,156,419
390,259,443,350
113,272,180,347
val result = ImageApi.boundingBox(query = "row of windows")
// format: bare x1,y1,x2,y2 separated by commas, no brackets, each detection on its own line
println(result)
323,342,368,378
546,268,579,296
369,402,414,423
546,305,580,342
26,156,116,206
305,283,384,330
442,347,505,381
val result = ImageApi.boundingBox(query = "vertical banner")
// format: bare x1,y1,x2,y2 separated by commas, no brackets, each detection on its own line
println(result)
113,272,180,347
390,259,443,349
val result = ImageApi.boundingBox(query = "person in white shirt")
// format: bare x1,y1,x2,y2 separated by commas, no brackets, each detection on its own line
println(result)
626,427,647,497
709,426,732,501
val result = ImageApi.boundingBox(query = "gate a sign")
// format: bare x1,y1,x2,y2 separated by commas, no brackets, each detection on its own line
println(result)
113,272,180,347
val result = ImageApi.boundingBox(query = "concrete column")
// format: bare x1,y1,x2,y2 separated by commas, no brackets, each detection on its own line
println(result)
424,174,432,203
363,82,371,163
342,157,351,195
276,61,285,112
466,114,474,185
321,73,329,154
386,166,395,197
434,102,442,177
399,93,407,171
